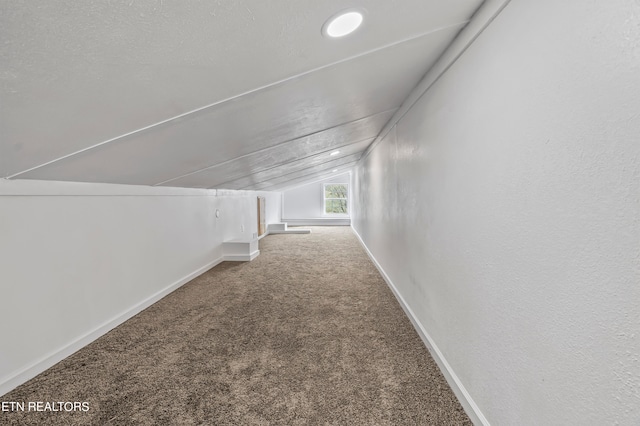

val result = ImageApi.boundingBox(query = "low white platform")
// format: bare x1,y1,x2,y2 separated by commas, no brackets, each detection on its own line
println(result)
267,223,311,234
222,239,259,261
281,218,350,226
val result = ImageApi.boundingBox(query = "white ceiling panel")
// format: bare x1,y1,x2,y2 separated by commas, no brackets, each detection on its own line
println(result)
158,111,393,188
14,29,461,185
251,162,359,192
244,157,360,191
2,0,486,188
220,148,367,190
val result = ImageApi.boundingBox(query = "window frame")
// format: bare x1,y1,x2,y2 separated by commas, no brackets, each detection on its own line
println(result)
323,182,349,215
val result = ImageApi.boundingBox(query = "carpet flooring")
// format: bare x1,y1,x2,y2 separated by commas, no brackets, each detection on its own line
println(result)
2,226,471,425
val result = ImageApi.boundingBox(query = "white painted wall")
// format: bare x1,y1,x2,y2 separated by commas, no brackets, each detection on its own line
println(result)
0,179,281,396
259,190,282,228
282,173,351,225
352,0,640,424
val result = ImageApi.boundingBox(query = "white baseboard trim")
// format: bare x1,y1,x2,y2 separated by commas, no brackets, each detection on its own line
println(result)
267,229,311,234
258,229,311,239
0,256,224,397
350,226,489,426
223,250,260,262
283,218,350,226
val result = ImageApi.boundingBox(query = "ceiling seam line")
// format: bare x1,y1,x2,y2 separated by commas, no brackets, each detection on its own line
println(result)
357,0,512,165
152,109,396,186
202,140,374,189
232,156,361,190
268,167,354,192
244,161,357,191
6,21,468,180
260,165,355,191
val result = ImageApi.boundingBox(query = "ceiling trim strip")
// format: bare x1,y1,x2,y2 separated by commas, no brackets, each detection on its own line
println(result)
233,154,361,190
264,166,355,192
358,0,512,165
154,109,395,187
246,161,358,191
6,22,468,180
206,142,369,189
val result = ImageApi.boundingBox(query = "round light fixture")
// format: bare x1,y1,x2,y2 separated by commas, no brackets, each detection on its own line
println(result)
332,169,338,172
323,10,364,38
330,150,340,156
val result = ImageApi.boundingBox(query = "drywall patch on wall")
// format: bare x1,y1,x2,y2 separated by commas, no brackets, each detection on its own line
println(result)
352,0,640,424
0,179,281,396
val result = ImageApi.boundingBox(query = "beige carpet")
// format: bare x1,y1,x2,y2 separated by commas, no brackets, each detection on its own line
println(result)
2,226,471,425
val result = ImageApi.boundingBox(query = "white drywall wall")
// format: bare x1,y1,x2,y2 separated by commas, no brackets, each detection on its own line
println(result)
259,190,282,228
0,179,281,396
282,173,350,223
352,0,640,424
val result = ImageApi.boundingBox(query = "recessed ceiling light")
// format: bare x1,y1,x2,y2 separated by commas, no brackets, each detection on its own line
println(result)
323,10,364,38
330,150,340,156
332,169,338,172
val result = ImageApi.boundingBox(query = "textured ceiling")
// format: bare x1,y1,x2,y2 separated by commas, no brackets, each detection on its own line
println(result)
1,0,484,190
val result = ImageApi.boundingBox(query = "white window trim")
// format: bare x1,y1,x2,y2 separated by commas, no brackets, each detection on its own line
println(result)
323,183,349,215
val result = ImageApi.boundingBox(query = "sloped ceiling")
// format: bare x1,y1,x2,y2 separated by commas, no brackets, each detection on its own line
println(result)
1,0,484,190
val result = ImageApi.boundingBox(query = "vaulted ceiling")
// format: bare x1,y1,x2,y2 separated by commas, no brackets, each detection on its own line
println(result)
1,0,484,191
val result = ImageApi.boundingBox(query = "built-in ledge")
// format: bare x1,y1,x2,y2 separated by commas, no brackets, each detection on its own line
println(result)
267,223,311,234
222,239,259,261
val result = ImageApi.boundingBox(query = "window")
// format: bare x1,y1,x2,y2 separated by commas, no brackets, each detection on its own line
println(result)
324,183,348,214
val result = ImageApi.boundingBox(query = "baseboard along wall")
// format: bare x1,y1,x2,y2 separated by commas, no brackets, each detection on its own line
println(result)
350,226,490,426
282,218,350,226
0,257,224,397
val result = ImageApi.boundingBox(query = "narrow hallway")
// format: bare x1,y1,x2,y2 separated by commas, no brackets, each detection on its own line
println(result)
3,227,469,425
